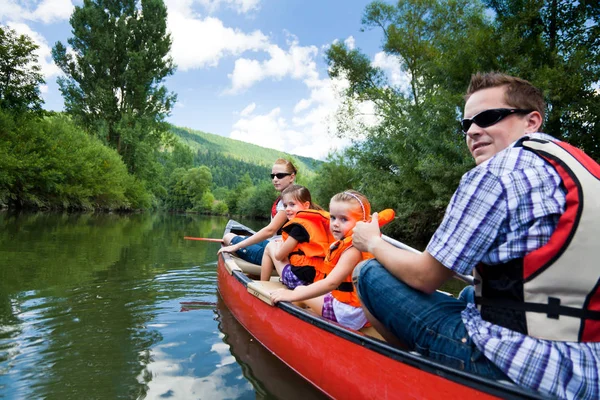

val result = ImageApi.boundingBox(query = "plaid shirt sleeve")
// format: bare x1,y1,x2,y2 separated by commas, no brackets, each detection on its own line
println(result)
427,167,507,275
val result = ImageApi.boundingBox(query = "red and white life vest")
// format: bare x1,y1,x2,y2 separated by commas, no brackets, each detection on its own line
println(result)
271,196,281,219
475,138,600,342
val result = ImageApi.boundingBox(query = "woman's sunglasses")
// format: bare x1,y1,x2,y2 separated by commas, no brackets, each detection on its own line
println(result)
461,108,533,134
270,173,292,179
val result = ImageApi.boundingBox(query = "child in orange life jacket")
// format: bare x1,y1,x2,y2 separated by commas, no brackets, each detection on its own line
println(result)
271,190,394,330
260,185,332,289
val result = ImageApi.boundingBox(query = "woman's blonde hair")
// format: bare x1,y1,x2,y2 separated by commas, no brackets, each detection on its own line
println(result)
330,190,371,221
281,185,322,210
274,158,297,175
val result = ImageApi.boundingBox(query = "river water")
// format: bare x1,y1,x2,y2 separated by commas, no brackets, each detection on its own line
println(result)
0,211,326,400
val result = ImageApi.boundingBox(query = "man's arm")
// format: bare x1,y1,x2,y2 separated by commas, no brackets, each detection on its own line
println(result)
353,213,454,294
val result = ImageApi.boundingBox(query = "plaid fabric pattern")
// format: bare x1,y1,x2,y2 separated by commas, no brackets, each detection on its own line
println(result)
427,133,600,400
280,264,308,289
321,293,337,322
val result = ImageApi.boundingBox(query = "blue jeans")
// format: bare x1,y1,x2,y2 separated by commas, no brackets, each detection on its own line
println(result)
355,259,508,380
230,235,269,265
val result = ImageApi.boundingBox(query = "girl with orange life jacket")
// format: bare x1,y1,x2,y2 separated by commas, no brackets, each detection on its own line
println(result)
271,190,395,330
260,185,333,289
218,158,297,265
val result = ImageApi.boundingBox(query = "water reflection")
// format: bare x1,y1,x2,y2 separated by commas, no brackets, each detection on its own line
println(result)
0,211,320,399
216,297,328,400
0,211,227,399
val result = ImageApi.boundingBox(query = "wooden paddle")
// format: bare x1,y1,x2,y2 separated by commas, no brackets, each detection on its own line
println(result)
382,235,477,285
184,237,224,243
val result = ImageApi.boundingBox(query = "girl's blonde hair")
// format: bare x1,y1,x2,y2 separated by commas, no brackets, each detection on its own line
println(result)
330,190,371,221
274,158,297,175
281,184,322,210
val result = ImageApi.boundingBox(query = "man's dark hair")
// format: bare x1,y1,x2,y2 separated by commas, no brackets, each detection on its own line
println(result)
465,72,546,123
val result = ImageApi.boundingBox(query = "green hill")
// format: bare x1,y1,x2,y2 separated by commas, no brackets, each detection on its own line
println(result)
170,125,322,189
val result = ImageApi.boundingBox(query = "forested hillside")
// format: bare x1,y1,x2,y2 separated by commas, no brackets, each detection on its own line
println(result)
171,125,321,188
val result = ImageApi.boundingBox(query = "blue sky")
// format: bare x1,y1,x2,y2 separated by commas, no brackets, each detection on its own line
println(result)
1,0,409,159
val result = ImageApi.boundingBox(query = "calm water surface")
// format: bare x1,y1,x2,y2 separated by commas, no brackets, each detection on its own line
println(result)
0,211,326,400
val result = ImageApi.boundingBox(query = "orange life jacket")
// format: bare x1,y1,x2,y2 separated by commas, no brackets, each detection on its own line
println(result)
320,209,396,308
281,209,334,283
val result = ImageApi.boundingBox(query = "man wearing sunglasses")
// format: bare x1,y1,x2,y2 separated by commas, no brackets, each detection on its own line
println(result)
352,72,599,399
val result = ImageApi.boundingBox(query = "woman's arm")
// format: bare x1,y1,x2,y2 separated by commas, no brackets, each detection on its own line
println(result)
271,247,362,303
218,210,288,254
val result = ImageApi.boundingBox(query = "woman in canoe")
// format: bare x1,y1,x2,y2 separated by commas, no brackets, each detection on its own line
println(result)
271,190,393,330
218,158,297,265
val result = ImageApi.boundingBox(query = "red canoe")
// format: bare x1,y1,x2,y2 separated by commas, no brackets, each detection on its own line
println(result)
217,220,544,399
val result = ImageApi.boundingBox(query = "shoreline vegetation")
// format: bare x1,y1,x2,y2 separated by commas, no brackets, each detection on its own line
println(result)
0,109,306,217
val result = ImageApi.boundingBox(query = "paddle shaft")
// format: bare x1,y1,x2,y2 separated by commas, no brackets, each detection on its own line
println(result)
381,235,476,286
184,237,224,243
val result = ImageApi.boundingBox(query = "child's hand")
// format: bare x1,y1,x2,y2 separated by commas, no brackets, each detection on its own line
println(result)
270,288,294,303
217,245,237,254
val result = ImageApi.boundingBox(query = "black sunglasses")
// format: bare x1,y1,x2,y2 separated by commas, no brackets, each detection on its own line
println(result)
270,173,292,179
461,108,533,133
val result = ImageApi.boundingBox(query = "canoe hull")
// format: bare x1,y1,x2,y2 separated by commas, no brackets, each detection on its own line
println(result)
217,220,539,399
218,260,497,399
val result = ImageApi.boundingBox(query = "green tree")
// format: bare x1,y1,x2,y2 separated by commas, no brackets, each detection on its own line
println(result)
327,0,600,243
237,182,277,218
184,166,212,206
224,173,253,214
0,110,145,209
485,0,600,159
52,0,177,180
311,152,361,206
326,0,494,242
0,25,44,113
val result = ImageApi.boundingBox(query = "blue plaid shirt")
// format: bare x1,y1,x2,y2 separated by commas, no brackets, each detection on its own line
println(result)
427,133,600,400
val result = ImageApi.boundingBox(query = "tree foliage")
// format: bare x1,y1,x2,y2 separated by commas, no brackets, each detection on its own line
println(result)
0,110,147,209
322,0,600,243
484,0,600,158
0,26,44,113
52,0,176,181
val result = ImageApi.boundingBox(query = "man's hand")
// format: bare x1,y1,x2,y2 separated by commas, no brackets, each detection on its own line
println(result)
353,212,383,253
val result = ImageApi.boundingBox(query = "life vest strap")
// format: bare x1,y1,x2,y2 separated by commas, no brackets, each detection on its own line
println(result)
336,282,353,292
475,296,600,320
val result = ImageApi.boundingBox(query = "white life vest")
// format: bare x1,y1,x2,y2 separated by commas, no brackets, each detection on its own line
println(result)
475,138,600,342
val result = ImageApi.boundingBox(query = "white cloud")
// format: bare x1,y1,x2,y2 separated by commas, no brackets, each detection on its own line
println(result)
293,98,311,113
230,107,293,152
8,22,61,79
344,36,355,50
372,51,411,94
166,10,270,71
229,74,379,159
0,0,73,23
197,0,261,14
227,39,319,93
239,102,256,116
31,0,73,23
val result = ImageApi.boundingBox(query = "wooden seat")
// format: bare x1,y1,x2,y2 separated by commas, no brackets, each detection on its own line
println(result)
247,280,287,306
